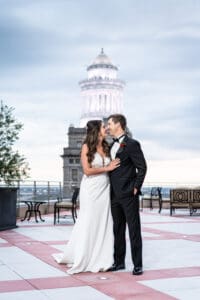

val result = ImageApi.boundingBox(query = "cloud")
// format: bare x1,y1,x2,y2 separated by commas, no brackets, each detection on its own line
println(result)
0,0,200,182
126,90,200,157
146,158,200,184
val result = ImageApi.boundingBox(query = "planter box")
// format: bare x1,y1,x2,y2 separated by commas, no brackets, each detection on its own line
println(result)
0,187,18,231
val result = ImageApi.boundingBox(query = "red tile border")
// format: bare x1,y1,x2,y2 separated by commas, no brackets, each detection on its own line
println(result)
0,276,85,293
72,266,200,285
71,271,176,299
91,279,176,300
70,266,200,299
0,243,12,248
28,276,85,290
44,240,68,245
0,280,33,293
73,272,122,285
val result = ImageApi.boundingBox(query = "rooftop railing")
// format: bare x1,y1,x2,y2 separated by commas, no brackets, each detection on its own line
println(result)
142,182,200,198
0,180,62,214
1,180,199,213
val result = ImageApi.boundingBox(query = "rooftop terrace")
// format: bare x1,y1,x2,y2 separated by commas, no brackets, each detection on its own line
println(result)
0,209,199,299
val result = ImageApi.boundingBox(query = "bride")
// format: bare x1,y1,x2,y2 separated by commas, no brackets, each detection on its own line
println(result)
53,120,120,274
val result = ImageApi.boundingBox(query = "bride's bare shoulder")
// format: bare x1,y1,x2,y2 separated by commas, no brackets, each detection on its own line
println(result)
81,143,88,153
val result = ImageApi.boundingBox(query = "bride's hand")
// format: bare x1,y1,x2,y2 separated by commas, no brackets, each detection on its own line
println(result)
106,158,120,171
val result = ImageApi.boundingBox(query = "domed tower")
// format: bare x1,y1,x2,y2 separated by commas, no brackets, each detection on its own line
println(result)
62,50,125,197
79,49,125,127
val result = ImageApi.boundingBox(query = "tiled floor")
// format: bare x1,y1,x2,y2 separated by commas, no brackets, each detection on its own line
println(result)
0,209,199,299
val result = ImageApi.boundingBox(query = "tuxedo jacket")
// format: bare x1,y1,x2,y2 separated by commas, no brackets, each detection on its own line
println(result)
109,135,147,199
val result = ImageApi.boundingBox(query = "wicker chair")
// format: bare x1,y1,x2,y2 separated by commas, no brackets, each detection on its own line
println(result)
170,189,191,216
190,189,200,215
54,187,79,224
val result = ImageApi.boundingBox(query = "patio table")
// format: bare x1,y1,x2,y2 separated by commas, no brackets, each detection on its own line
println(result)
20,200,47,222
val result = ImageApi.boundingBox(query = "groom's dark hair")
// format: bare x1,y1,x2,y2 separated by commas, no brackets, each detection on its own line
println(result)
108,114,127,130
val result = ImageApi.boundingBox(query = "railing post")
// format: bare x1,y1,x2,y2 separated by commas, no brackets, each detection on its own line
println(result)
17,180,20,203
33,181,36,200
16,180,20,217
47,181,50,213
59,181,62,197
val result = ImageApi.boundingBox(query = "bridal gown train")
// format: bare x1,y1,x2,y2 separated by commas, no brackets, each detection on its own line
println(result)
53,153,114,274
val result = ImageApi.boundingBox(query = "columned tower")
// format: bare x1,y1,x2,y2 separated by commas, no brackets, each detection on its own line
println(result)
79,49,125,127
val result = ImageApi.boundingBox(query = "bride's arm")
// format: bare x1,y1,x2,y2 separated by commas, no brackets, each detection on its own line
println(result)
81,144,120,176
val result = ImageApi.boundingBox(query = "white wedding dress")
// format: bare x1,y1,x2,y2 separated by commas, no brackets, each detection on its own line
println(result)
53,153,114,274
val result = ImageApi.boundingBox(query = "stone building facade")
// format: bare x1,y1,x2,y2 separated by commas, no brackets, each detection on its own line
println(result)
62,126,85,197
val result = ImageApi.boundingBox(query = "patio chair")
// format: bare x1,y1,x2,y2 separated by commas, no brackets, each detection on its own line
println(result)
149,187,162,213
54,187,79,224
190,189,200,215
170,188,191,216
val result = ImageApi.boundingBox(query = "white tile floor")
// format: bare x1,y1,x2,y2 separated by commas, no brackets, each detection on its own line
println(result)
0,265,22,281
145,222,200,235
0,290,49,300
142,231,160,237
7,261,67,279
43,286,114,300
13,226,73,242
0,286,114,300
51,244,66,251
143,239,200,270
140,212,193,224
107,239,200,272
0,247,67,279
0,238,7,243
140,276,200,300
0,247,38,263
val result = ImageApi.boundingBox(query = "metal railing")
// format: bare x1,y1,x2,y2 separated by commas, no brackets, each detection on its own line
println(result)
1,180,199,213
142,181,200,198
0,180,62,214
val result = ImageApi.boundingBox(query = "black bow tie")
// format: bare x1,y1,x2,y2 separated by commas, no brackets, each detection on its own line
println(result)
113,138,119,143
113,134,125,143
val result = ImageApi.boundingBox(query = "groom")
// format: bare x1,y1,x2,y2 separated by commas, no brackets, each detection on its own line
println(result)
107,114,147,275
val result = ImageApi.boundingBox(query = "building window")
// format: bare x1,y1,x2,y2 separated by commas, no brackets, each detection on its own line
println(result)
69,159,74,164
75,159,80,164
77,141,82,148
71,169,78,181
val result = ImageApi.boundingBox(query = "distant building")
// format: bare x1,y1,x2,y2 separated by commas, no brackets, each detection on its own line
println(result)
62,49,125,197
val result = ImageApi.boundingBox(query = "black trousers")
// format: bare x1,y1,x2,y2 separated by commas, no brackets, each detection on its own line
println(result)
111,194,142,268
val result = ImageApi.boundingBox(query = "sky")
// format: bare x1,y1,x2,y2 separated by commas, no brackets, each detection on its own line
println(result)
0,0,200,185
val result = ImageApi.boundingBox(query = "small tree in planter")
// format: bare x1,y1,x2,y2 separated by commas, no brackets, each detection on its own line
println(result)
0,100,29,230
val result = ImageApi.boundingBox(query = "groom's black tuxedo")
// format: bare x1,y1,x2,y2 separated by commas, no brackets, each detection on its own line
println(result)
109,135,147,269
110,135,147,198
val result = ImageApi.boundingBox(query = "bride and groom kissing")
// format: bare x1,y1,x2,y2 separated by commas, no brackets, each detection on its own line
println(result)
53,114,147,276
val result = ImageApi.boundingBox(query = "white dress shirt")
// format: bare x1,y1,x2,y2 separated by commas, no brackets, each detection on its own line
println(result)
111,135,125,160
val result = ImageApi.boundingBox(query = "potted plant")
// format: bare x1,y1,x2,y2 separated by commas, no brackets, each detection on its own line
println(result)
0,100,29,230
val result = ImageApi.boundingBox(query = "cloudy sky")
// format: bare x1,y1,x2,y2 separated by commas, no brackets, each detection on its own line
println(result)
0,0,200,185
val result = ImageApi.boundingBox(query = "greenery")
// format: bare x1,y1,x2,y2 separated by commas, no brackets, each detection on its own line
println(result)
0,100,29,185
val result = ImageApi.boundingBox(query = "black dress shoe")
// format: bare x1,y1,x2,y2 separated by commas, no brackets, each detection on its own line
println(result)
107,263,125,272
132,267,143,275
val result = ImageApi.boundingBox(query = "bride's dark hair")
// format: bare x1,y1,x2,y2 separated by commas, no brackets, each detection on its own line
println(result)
83,120,110,164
